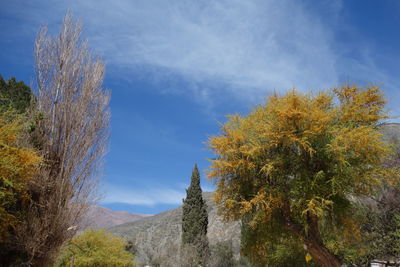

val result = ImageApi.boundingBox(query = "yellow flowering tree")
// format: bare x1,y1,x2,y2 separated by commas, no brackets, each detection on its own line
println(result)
208,86,397,267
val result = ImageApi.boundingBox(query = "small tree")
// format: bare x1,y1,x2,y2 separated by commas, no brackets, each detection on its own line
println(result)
181,164,210,266
208,86,397,266
55,229,135,267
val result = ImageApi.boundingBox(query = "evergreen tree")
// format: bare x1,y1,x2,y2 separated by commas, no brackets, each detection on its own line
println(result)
182,164,210,266
0,75,32,113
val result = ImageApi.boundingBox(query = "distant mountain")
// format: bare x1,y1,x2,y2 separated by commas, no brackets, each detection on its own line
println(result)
80,205,151,230
109,192,241,267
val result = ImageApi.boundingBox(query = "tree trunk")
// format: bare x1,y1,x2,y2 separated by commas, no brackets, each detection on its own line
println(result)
304,212,341,267
305,241,341,267
283,206,342,267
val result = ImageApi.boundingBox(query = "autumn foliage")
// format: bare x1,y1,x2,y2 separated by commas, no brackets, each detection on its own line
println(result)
0,110,41,242
208,86,397,266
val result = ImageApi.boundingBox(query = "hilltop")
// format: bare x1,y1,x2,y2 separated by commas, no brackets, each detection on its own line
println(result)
80,205,151,230
109,192,241,266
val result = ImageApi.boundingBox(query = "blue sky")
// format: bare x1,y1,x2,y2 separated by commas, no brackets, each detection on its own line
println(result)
1,0,400,214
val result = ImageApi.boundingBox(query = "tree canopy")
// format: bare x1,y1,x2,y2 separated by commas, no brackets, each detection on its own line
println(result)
208,86,397,266
0,75,32,113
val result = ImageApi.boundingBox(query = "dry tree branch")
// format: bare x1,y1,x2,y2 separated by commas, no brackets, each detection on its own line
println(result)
15,12,110,266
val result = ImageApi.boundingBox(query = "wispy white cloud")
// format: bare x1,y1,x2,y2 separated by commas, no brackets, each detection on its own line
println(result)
103,178,215,206
80,0,339,100
7,0,340,101
102,184,186,206
4,0,400,111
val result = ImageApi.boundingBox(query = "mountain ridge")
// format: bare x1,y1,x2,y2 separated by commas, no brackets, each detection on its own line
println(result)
80,205,151,230
109,192,241,266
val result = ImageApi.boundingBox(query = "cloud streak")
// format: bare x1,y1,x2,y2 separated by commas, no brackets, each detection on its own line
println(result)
4,0,342,100
103,180,215,206
82,0,339,100
102,184,186,206
3,0,400,111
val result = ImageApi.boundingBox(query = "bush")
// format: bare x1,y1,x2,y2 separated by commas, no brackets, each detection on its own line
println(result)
55,229,135,267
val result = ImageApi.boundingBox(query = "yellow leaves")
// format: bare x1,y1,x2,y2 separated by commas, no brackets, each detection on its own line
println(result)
208,89,337,182
247,90,335,159
305,252,313,262
241,240,270,266
331,120,389,150
334,85,387,124
327,125,392,192
214,187,285,223
333,85,358,103
260,162,275,176
239,190,284,227
302,197,333,217
341,217,362,242
0,110,42,242
383,167,400,188
353,167,400,195
207,84,396,252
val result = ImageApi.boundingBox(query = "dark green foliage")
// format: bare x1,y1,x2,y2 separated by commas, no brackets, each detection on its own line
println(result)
0,75,32,113
395,214,400,255
209,241,235,267
182,164,209,244
319,191,400,266
346,127,400,264
181,164,210,265
241,214,317,267
359,187,400,263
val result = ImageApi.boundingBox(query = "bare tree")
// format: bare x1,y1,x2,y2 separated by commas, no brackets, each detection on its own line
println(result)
14,12,110,266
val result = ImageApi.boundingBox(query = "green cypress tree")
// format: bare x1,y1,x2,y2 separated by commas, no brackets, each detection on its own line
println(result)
182,164,210,266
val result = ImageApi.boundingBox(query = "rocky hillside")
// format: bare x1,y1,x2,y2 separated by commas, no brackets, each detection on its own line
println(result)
380,122,400,143
109,192,241,266
81,205,151,230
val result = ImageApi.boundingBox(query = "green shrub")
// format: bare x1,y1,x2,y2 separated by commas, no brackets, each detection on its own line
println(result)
55,229,135,267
